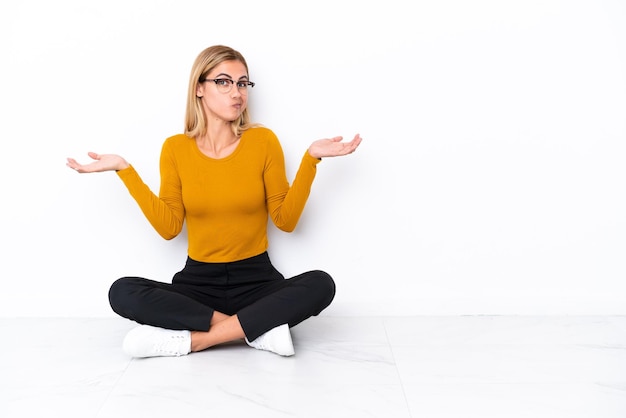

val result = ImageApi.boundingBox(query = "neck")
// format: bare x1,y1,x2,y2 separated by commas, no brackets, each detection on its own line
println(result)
196,126,240,159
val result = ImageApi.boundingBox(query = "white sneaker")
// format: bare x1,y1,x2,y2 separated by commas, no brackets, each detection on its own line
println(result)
245,324,295,356
123,325,191,358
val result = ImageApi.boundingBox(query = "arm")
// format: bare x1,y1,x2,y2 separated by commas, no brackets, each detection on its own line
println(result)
265,133,362,232
66,146,185,240
266,148,319,232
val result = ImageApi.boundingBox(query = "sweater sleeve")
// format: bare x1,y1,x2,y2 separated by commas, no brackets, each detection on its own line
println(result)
115,142,185,240
264,135,321,232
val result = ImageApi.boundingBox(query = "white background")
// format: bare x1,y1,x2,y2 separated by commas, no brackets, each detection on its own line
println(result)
1,0,625,317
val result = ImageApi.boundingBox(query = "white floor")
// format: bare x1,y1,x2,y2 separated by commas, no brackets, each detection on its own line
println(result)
1,316,625,418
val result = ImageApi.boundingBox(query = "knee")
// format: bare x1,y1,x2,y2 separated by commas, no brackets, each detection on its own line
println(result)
310,270,336,307
108,277,137,314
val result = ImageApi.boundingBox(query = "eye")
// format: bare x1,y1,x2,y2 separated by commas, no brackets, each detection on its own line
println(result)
236,81,249,89
215,79,232,86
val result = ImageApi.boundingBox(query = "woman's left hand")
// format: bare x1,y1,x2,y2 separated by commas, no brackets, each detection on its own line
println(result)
308,134,362,159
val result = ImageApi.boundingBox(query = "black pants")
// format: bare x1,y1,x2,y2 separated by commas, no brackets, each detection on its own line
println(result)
108,252,336,341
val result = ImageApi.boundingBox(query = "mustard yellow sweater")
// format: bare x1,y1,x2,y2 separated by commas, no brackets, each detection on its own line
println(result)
117,127,320,262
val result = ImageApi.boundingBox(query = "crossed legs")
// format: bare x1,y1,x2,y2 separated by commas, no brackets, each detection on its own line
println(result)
108,259,335,358
190,311,244,352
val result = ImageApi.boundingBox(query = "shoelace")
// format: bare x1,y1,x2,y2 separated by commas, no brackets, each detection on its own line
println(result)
154,334,188,355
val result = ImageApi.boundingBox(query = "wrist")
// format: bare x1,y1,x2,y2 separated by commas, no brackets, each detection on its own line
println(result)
307,148,321,160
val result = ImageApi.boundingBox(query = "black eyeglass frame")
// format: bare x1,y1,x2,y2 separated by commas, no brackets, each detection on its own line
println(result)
200,78,256,92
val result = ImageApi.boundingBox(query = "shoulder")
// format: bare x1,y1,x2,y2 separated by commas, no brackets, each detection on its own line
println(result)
242,126,282,150
161,133,194,151
158,134,195,165
163,133,193,146
241,127,284,160
242,126,278,141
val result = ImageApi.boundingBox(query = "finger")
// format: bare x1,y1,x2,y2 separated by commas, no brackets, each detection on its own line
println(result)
346,139,361,153
341,139,359,153
66,159,80,171
87,151,100,160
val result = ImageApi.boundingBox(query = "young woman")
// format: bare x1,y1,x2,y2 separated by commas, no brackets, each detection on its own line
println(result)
66,45,362,358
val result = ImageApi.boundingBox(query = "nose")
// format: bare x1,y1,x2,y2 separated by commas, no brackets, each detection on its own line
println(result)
231,85,242,97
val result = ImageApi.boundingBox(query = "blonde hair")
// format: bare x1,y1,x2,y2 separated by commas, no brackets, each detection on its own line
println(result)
184,45,257,138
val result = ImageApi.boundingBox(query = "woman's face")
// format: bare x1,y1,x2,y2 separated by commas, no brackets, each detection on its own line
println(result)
196,60,251,124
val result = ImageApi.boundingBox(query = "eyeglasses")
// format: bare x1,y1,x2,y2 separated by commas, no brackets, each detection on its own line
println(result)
201,78,255,94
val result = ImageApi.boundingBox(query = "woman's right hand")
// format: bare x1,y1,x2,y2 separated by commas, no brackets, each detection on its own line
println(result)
66,152,129,173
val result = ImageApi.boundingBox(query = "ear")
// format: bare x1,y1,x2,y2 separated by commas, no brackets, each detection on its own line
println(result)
196,83,204,98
